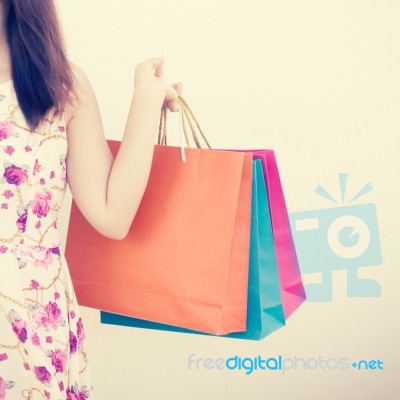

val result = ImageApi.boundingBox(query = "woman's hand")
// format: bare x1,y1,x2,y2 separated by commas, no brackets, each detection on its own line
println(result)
134,57,183,113
166,82,183,112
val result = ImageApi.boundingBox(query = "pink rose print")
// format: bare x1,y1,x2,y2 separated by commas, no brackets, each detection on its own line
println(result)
27,306,49,336
31,332,41,346
2,190,13,199
0,376,14,400
34,366,52,384
66,388,79,400
0,354,7,362
50,171,55,179
3,165,28,185
12,319,27,343
77,318,85,349
0,376,15,400
24,145,32,152
32,190,53,218
16,211,27,232
36,310,49,328
23,362,30,370
60,157,67,183
69,331,77,354
1,203,7,209
66,384,90,400
4,145,14,155
33,159,41,176
17,245,54,269
45,301,62,330
0,246,7,254
59,381,65,391
30,280,40,289
50,349,67,373
46,336,53,344
0,377,4,400
0,120,12,141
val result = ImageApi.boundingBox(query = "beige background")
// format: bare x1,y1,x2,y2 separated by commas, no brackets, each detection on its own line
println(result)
56,0,400,398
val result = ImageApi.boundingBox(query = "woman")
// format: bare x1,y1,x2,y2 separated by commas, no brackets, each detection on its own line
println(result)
0,0,181,398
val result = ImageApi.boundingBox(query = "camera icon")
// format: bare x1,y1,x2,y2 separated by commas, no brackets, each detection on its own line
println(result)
289,176,383,302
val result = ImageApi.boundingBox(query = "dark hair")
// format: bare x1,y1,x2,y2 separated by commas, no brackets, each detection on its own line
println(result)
6,0,75,129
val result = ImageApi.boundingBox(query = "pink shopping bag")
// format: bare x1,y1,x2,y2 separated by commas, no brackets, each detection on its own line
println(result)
242,150,306,318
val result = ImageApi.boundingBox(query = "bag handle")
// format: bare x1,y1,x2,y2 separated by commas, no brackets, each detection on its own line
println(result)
158,96,212,161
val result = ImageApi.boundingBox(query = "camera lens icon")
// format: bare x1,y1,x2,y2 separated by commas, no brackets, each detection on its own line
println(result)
327,215,371,259
289,203,383,301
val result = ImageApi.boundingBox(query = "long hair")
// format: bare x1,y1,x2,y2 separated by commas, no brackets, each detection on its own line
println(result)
5,0,75,129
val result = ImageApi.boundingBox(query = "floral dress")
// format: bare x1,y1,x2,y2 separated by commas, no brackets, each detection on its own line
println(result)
0,81,93,399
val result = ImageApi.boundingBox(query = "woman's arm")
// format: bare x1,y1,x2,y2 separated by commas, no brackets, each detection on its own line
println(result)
66,58,180,240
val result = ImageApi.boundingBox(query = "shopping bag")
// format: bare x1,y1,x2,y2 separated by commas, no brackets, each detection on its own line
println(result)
244,150,306,318
66,141,253,335
101,159,286,340
228,158,286,338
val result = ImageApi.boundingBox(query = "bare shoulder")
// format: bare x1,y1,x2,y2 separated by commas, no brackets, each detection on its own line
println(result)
70,63,92,90
64,63,96,126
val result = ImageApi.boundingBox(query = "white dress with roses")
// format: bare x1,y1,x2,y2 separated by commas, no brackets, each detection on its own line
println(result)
0,81,93,400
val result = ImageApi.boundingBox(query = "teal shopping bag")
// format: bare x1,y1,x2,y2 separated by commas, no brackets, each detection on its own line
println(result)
101,159,285,340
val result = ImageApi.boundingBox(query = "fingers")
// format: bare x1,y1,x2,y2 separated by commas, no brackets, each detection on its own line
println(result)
165,82,183,112
147,57,164,70
154,63,163,78
148,57,165,78
136,57,164,78
174,82,184,96
135,58,183,112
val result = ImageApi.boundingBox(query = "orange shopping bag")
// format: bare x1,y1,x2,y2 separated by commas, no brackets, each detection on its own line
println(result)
66,141,253,335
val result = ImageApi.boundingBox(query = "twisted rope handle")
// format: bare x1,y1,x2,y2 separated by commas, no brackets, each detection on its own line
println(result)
158,96,211,150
